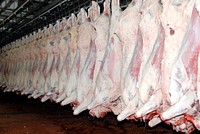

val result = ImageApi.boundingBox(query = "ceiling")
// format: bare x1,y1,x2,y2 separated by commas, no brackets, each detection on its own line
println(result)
0,0,130,47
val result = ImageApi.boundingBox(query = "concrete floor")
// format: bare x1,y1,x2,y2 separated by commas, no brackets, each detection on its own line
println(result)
0,90,196,134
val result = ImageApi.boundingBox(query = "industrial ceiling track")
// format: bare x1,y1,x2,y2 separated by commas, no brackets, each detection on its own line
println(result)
0,0,131,47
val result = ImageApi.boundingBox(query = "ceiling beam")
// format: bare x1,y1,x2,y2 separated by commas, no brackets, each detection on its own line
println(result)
0,0,5,5
0,13,32,19
0,0,50,35
0,0,97,47
0,0,31,27
0,0,14,15
0,8,29,14
5,0,66,36
32,0,45,4
0,7,14,11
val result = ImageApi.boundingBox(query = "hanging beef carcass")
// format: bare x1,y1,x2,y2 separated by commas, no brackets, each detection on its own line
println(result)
21,34,38,95
39,25,57,100
47,18,69,100
55,16,75,103
14,43,27,92
59,13,80,106
159,4,200,133
118,0,164,121
143,1,200,132
91,0,110,95
4,45,14,91
26,32,42,97
74,0,110,114
1,46,9,89
88,0,123,117
41,21,62,102
27,32,39,97
113,0,143,121
60,9,96,107
73,6,97,115
37,24,59,100
21,38,33,93
8,42,18,91
0,50,3,86
161,0,195,113
31,29,48,98
56,14,81,105
135,0,164,119
0,48,5,87
20,38,33,94
87,0,111,117
5,45,12,90
48,18,71,100
56,17,72,102
7,42,18,91
0,46,7,87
